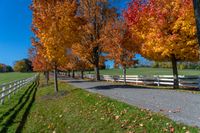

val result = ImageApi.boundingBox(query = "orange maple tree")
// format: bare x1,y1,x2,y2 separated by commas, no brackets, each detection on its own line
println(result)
73,0,118,81
31,0,83,92
125,0,199,88
102,19,139,83
29,38,52,85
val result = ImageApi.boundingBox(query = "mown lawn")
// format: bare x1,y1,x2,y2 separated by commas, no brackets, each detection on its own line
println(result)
22,78,199,133
0,72,35,84
85,67,200,75
0,81,38,133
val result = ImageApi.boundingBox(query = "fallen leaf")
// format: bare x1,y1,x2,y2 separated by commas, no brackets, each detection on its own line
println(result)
182,126,186,130
170,127,175,133
115,115,120,120
139,124,143,127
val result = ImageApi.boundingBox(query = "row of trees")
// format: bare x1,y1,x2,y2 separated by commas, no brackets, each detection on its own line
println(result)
30,0,138,92
30,0,200,92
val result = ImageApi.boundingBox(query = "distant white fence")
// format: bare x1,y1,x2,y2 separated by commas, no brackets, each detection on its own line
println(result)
57,72,200,89
0,75,38,104
83,74,200,89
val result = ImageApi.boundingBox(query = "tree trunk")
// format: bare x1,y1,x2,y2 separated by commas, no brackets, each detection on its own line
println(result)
123,67,127,84
81,70,84,79
94,66,100,81
54,67,58,93
68,70,71,77
171,54,179,89
45,71,49,85
193,0,200,45
93,46,100,81
72,70,75,78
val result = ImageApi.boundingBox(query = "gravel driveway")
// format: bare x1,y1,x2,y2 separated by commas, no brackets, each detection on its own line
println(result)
63,78,200,128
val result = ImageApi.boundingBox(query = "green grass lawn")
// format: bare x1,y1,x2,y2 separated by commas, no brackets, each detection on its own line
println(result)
0,72,35,84
21,77,198,133
0,81,38,133
0,76,198,132
86,67,200,75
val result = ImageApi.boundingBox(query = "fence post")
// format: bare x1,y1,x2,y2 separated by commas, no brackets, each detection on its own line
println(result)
8,84,12,99
13,82,16,94
17,81,20,92
136,76,138,85
20,80,22,88
198,76,200,90
1,85,5,104
157,75,160,86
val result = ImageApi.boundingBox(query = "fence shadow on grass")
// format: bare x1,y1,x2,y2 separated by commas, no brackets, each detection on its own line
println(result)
0,80,39,133
0,83,35,124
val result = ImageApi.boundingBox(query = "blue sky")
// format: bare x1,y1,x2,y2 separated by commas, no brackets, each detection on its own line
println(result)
0,0,149,67
0,0,32,66
0,0,131,66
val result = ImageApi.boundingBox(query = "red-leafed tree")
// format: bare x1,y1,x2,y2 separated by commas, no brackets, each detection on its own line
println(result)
125,0,199,88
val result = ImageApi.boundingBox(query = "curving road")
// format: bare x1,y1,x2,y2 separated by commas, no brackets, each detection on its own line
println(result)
63,78,200,128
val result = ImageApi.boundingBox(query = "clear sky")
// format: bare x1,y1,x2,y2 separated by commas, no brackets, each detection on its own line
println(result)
0,0,146,67
0,0,32,66
0,0,131,66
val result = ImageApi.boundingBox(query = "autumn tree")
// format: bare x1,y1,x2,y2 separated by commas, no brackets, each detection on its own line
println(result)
102,19,139,84
14,59,33,72
31,0,83,92
75,0,118,81
29,38,51,85
61,51,90,79
125,0,199,88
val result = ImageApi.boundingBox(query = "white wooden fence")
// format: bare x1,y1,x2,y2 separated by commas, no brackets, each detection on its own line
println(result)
57,72,200,89
83,74,200,89
0,75,38,105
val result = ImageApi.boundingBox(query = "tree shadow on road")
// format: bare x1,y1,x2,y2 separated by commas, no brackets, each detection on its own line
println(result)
88,83,200,92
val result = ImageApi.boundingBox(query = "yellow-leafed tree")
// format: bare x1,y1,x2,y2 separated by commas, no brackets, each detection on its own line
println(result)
31,0,83,92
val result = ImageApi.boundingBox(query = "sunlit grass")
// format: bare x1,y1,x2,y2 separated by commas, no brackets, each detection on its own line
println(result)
0,72,35,84
85,67,200,75
23,77,199,133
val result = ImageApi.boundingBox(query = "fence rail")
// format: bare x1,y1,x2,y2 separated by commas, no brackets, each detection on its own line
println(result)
57,72,200,89
0,75,38,104
83,74,200,89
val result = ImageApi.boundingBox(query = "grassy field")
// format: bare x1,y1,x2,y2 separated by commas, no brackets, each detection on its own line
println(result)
22,78,198,132
0,81,38,133
86,67,200,75
0,72,35,84
0,76,198,132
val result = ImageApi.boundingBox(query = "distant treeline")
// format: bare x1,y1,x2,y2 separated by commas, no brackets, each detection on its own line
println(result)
13,59,33,72
0,58,33,73
0,64,13,72
152,62,200,70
